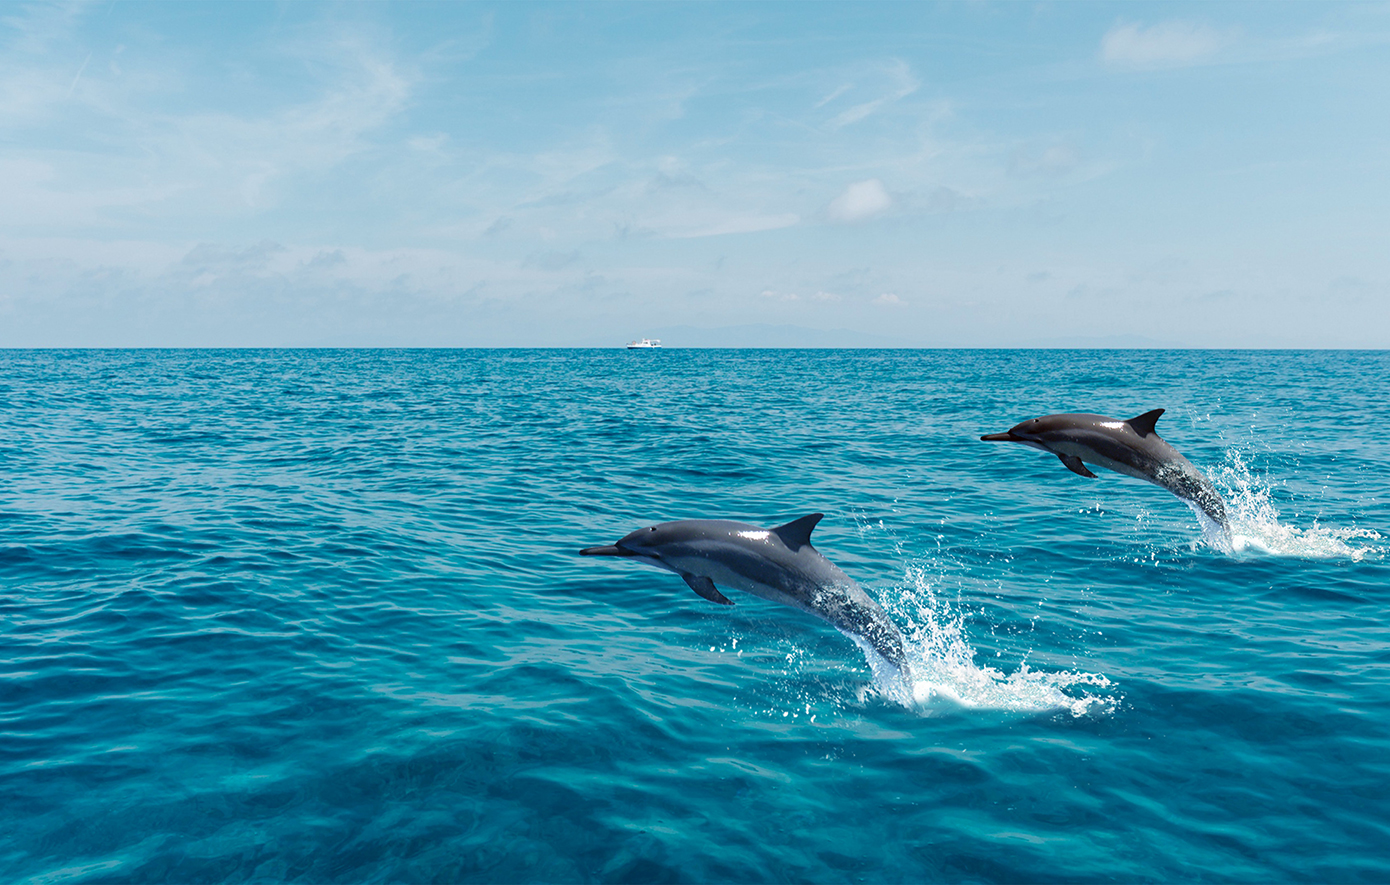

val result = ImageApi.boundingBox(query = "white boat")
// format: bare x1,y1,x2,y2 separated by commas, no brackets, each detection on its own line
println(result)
626,338,662,349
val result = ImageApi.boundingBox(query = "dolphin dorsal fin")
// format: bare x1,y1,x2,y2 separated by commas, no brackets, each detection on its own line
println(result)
772,513,823,550
1127,408,1165,437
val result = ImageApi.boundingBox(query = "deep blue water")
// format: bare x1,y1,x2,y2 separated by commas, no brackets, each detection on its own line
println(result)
2,348,1387,883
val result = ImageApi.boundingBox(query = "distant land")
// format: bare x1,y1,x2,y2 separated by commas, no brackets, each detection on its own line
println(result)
607,324,1186,349
1011,333,1185,349
645,324,913,348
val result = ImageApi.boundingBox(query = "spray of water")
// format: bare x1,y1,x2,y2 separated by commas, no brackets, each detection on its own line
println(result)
864,563,1114,717
1208,451,1381,561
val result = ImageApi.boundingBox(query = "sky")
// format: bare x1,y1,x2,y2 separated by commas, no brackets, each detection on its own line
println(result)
2,1,1389,347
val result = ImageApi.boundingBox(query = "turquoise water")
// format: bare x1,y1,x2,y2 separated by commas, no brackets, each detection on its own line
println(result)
2,348,1387,883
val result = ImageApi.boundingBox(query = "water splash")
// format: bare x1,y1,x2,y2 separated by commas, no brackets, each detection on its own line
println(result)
869,564,1115,717
1209,452,1382,561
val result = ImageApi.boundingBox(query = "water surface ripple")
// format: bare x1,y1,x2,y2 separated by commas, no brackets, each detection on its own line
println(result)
2,349,1387,882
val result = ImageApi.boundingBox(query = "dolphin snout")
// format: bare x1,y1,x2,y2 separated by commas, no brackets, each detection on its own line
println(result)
980,431,1018,442
579,544,635,556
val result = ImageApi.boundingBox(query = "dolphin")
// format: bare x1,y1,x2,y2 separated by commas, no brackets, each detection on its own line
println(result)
580,513,912,681
980,409,1231,539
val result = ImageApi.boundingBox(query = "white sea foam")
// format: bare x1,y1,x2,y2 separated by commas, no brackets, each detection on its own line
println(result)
871,564,1115,717
1208,452,1382,561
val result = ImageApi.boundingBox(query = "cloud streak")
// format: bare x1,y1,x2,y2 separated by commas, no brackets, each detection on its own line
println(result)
1100,21,1229,69
66,51,90,98
825,58,918,128
672,213,800,239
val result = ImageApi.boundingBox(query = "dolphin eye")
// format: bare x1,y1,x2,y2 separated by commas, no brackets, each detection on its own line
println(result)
648,527,656,532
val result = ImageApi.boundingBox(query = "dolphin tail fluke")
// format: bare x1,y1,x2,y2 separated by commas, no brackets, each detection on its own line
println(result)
1127,408,1165,436
771,513,823,550
683,574,733,606
1058,454,1098,478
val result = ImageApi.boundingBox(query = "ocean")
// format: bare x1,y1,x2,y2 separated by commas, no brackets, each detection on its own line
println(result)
2,348,1387,883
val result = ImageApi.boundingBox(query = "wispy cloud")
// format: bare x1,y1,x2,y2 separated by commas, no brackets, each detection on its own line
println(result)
672,213,800,239
1,14,416,233
0,1,85,56
1,4,1385,346
825,58,918,128
0,2,89,121
814,83,852,109
66,51,90,98
1101,21,1229,69
1009,144,1080,178
169,41,413,209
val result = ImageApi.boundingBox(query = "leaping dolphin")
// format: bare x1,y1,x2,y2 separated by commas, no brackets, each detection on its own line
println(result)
981,409,1231,540
580,514,912,682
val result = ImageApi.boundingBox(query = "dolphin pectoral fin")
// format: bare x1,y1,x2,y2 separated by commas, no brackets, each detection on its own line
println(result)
1059,454,1098,478
682,574,733,606
771,513,823,551
1127,408,1165,437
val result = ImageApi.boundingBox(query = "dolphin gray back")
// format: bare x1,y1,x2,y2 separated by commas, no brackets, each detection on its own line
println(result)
740,518,911,676
1096,414,1229,529
659,517,886,619
1071,414,1228,529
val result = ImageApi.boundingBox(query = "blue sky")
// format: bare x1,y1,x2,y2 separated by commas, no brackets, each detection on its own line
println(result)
2,1,1388,347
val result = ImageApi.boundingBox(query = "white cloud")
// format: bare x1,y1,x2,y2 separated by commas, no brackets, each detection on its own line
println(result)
1101,21,1227,69
828,179,892,223
2,5,1380,348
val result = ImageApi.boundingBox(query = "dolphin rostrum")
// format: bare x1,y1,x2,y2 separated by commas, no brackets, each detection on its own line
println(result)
580,514,913,681
981,409,1231,540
